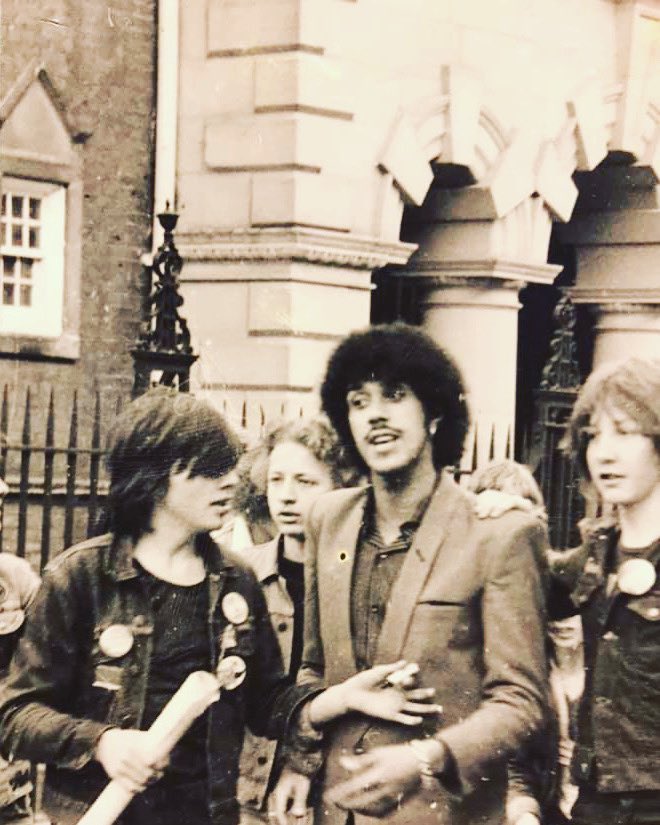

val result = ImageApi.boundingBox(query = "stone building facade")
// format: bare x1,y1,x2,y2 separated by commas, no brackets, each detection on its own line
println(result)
171,0,660,462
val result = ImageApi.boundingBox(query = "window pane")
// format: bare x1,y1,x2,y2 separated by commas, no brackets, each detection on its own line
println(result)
29,198,40,220
28,227,40,248
21,259,32,279
12,225,22,246
3,284,14,305
2,223,8,245
3,256,16,278
11,197,23,219
0,195,5,217
19,285,32,307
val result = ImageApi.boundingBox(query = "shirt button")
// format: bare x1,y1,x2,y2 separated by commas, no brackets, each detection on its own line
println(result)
257,756,268,766
277,622,288,632
370,605,379,614
378,553,388,561
129,664,140,676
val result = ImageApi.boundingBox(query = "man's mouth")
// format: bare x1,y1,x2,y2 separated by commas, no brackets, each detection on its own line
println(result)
277,512,300,522
367,430,398,446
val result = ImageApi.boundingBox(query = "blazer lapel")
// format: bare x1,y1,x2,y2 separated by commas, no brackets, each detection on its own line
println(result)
375,472,465,663
318,493,366,685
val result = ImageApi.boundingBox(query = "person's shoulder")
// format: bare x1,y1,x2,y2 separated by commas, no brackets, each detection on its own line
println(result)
310,485,368,521
232,537,279,582
44,532,114,575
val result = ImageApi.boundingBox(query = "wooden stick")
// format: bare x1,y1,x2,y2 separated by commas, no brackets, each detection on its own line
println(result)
77,670,220,825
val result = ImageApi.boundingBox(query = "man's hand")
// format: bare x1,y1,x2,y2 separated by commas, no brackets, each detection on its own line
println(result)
96,728,168,794
325,744,425,817
269,767,311,825
472,490,534,520
309,661,441,726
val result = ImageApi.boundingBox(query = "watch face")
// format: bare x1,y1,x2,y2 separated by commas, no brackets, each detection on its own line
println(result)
617,558,656,596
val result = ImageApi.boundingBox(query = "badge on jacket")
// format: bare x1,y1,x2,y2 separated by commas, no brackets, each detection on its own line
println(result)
99,624,134,658
617,558,656,596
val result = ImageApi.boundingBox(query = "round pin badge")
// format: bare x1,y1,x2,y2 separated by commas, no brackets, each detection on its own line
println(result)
617,558,657,596
216,654,247,690
221,592,249,626
99,624,134,658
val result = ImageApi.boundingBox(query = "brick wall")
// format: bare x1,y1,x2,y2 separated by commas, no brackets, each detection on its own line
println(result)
0,1,157,450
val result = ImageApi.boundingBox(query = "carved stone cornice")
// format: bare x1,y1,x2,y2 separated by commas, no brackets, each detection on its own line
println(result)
176,227,417,270
396,258,562,286
570,286,660,304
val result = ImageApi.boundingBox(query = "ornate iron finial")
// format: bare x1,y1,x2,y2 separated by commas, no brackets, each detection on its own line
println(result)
131,207,198,396
539,293,581,391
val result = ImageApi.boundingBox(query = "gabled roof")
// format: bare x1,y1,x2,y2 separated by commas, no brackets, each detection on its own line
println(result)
0,60,74,135
0,61,79,170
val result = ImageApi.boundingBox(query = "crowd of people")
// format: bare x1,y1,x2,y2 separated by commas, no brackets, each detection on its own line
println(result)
0,321,656,825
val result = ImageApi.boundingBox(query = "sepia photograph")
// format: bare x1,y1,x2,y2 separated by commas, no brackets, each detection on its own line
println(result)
0,1,658,824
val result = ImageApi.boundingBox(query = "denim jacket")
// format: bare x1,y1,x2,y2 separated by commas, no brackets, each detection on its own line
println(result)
549,520,660,795
0,533,312,825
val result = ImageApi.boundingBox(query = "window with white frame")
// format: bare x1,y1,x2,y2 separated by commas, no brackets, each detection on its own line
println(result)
0,177,66,338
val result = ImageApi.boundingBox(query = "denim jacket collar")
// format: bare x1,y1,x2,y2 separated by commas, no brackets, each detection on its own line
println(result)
104,531,236,582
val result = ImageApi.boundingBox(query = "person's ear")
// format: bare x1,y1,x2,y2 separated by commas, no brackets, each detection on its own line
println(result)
428,417,442,437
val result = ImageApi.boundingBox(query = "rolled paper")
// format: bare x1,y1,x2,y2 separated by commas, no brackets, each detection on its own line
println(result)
77,670,221,825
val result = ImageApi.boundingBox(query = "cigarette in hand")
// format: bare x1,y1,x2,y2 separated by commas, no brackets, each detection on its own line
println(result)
385,662,419,687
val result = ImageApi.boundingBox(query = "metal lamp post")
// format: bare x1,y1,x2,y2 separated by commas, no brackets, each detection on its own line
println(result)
131,206,198,397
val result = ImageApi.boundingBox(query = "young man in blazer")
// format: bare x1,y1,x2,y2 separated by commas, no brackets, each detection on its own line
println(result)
272,323,548,825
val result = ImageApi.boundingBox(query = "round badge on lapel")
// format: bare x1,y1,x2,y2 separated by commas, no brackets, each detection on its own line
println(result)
99,624,134,658
216,654,247,690
221,592,249,626
617,558,656,596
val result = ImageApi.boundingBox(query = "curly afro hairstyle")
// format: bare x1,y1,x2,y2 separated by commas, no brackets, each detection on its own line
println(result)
320,322,469,473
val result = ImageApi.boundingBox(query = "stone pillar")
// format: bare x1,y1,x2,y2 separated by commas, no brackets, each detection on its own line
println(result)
398,198,560,471
419,279,523,466
563,182,660,367
591,304,660,364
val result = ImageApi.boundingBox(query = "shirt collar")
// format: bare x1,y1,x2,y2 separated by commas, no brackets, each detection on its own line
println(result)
362,477,438,539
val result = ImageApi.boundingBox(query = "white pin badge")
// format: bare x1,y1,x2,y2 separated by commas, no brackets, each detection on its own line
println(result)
99,624,134,658
222,592,249,626
617,558,657,596
216,654,247,690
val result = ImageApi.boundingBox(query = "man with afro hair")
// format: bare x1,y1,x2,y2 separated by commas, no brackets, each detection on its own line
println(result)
273,323,548,825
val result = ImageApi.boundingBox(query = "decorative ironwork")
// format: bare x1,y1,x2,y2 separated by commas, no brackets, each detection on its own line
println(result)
539,293,581,391
525,293,584,549
131,206,198,396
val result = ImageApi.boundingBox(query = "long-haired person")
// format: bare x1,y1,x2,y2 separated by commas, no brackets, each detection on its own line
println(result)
549,356,660,825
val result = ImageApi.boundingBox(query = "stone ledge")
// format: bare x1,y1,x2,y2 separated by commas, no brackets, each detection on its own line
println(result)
396,258,562,286
177,227,417,270
570,286,660,304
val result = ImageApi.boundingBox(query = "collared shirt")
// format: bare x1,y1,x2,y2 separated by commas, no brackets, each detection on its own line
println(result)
351,485,434,670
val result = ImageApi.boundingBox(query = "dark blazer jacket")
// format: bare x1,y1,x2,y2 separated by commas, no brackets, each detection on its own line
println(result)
299,473,548,825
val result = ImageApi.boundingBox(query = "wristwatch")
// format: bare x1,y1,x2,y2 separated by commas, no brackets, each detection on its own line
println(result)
408,738,447,789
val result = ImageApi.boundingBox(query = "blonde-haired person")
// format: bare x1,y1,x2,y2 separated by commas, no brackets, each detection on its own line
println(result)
235,416,360,824
547,356,660,825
